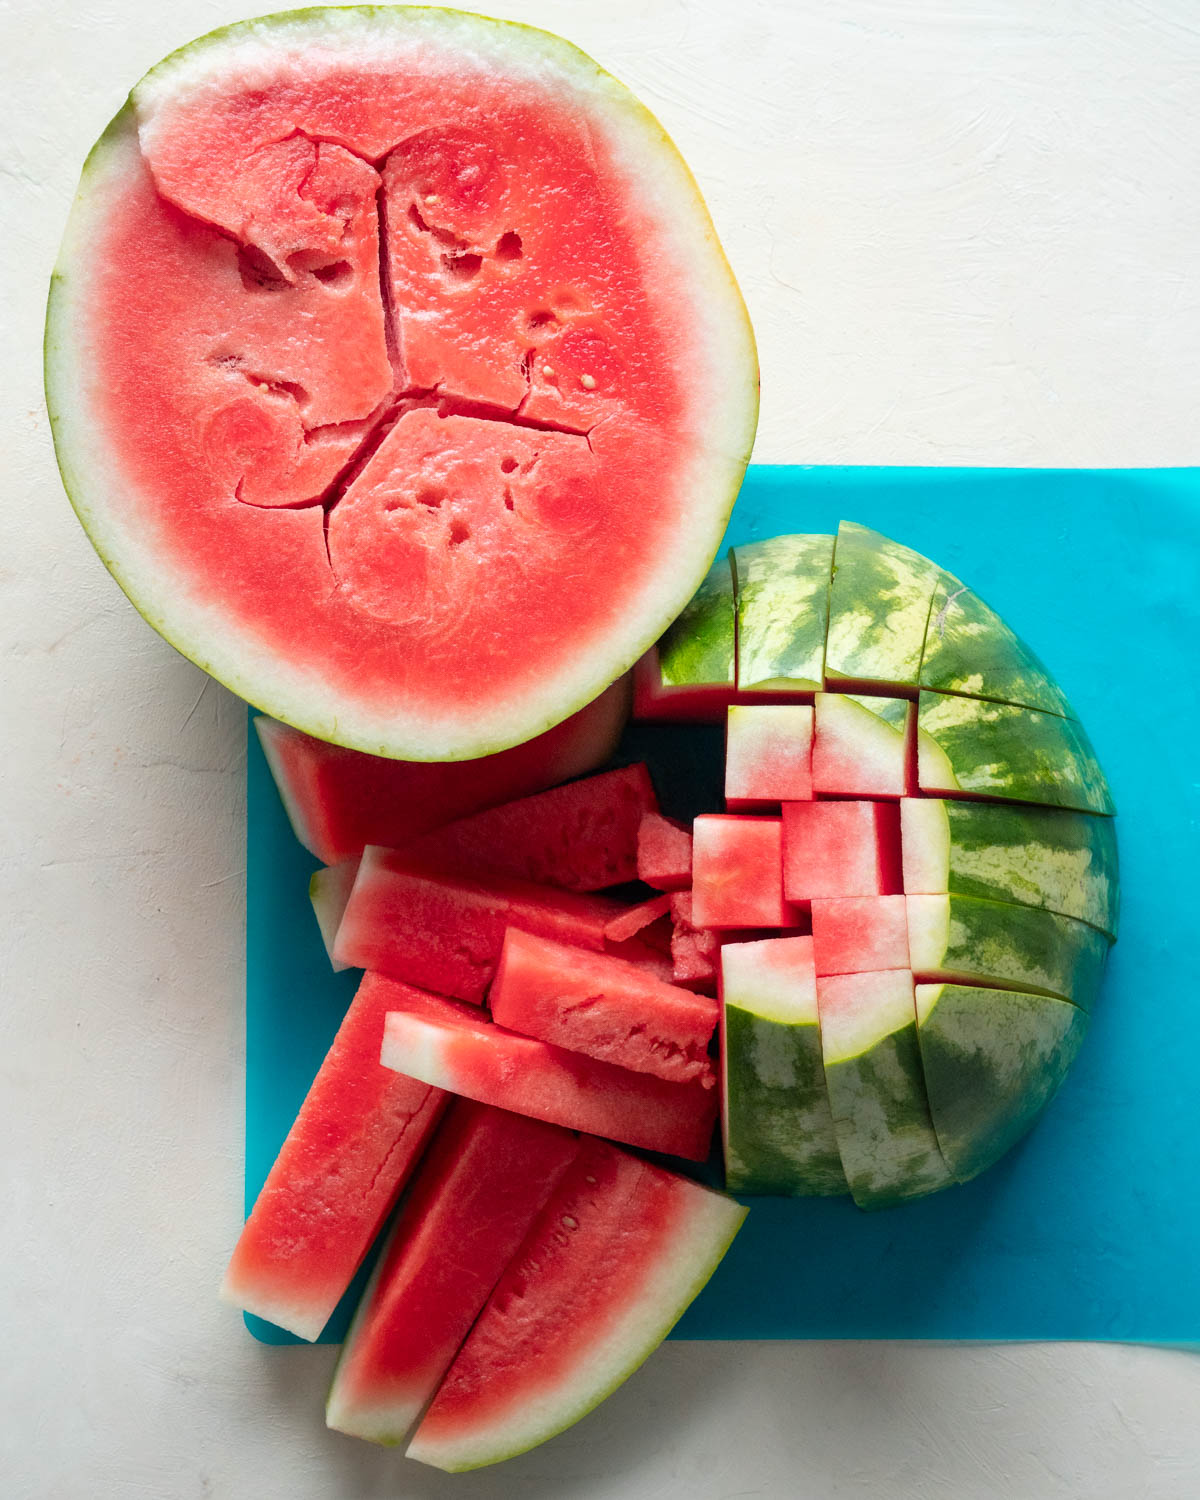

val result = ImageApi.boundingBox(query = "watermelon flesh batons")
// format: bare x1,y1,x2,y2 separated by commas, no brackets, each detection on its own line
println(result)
408,1137,747,1471
47,9,757,761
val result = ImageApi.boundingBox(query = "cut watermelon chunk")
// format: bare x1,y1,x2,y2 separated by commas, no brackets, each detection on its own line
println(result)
691,815,792,929
334,849,621,1003
51,12,758,760
724,704,814,808
489,929,718,1087
255,679,628,865
407,1137,747,1471
631,556,737,723
824,522,940,690
221,974,448,1340
636,811,694,891
720,936,846,1196
397,764,657,892
326,1100,577,1444
602,893,673,945
781,800,902,901
378,981,717,1161
810,896,909,977
811,692,912,798
733,533,833,694
668,890,722,990
309,858,360,972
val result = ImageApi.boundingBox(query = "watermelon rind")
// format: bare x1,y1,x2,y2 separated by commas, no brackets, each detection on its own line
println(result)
823,522,941,689
654,554,737,693
733,533,833,693
900,797,1119,938
308,859,359,971
920,571,1075,718
720,938,847,1196
817,970,954,1209
906,893,1112,1010
917,691,1115,815
915,983,1090,1182
45,7,758,761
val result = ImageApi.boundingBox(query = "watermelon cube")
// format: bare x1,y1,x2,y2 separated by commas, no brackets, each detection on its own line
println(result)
691,815,793,929
812,692,913,798
221,973,448,1341
397,764,657,892
781,800,902,901
637,811,694,891
378,981,718,1161
810,896,910,976
334,850,622,1004
489,928,718,1087
325,1100,578,1444
724,704,814,808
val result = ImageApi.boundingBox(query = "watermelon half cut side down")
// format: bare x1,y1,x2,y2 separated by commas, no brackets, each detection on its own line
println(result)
407,1137,747,1471
46,9,758,760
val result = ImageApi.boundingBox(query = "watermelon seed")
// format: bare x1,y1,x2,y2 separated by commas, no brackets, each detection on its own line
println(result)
500,457,518,473
561,1215,579,1231
542,365,556,381
495,231,523,261
579,374,597,390
503,489,514,511
416,486,444,509
526,309,557,330
449,521,471,546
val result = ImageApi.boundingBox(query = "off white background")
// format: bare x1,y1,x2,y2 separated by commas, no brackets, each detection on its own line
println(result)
4,1,1199,1496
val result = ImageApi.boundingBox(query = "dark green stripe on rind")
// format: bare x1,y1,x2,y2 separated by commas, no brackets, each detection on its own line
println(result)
920,572,1075,718
907,894,1112,1010
722,1003,847,1196
657,555,736,689
915,983,1089,1182
824,522,941,688
733,534,833,692
917,691,1115,815
903,798,1119,937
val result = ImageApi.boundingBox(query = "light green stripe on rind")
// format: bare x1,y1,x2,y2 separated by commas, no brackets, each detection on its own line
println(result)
920,572,1075,718
846,693,911,733
733,534,834,692
915,983,1089,1182
723,1004,847,1196
657,555,736,689
906,894,1111,1010
917,691,1115,815
824,522,941,688
901,799,1119,937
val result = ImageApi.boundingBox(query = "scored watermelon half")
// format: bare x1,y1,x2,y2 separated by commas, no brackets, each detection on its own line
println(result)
45,7,758,760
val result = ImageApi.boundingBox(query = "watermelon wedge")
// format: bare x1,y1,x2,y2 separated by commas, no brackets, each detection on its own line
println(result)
377,980,718,1160
255,680,628,866
407,1137,747,1471
325,1099,577,1444
221,975,448,1341
308,858,359,972
47,9,757,760
334,849,621,1002
489,928,718,1086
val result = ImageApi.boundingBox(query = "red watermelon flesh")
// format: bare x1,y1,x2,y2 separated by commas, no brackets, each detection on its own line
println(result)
810,896,910,977
724,703,814,808
398,764,657,892
604,932,678,984
489,929,718,1087
602,894,673,945
407,1136,747,1472
334,849,622,1003
221,973,448,1341
377,981,717,1161
255,677,627,866
636,811,694,891
308,857,360,972
691,815,796,929
49,11,757,760
325,1098,577,1445
782,800,903,901
668,890,722,990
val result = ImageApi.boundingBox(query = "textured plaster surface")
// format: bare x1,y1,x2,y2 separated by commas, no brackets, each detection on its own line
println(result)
4,0,1200,1495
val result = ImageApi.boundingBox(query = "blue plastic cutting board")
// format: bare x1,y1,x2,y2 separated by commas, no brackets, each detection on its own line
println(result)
245,465,1200,1346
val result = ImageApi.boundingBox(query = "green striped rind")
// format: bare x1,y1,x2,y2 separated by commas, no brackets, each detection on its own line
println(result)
824,522,941,688
901,799,1119,937
906,894,1112,1010
920,572,1075,718
656,555,736,690
847,693,910,733
818,973,953,1209
917,691,1115,815
915,983,1089,1182
733,534,833,692
720,939,846,1195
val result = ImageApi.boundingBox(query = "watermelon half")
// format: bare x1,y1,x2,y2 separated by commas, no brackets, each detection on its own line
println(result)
46,7,758,760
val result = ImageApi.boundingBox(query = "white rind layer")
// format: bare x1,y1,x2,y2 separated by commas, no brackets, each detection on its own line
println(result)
46,7,758,761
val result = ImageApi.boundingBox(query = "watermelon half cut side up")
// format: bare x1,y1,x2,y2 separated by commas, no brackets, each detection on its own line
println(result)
46,9,758,760
407,1136,747,1472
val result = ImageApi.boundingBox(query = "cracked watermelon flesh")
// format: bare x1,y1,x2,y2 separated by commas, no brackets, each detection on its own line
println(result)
407,1137,746,1472
46,8,757,760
